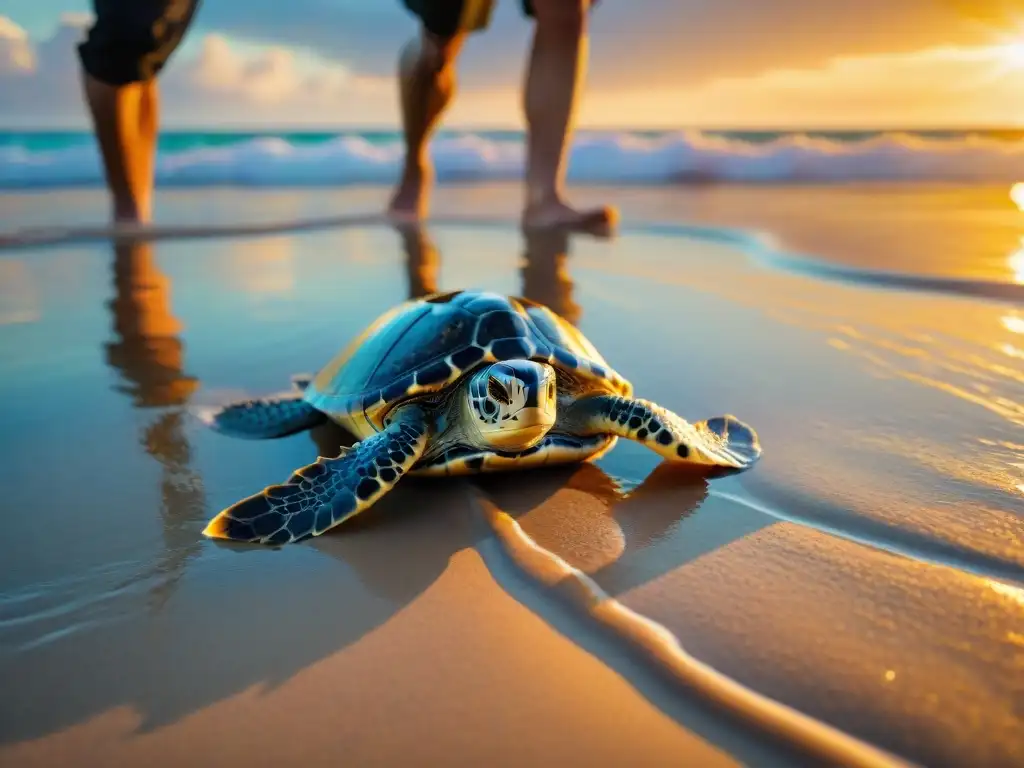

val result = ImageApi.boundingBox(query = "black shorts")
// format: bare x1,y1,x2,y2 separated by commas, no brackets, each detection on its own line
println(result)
78,0,201,86
402,0,535,38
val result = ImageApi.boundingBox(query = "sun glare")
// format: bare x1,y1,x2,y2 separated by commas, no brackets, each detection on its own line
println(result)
1004,314,1024,334
1012,183,1024,211
1011,242,1024,285
1004,41,1024,68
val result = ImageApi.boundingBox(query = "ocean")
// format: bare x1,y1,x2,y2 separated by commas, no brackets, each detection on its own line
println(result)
2,128,1023,188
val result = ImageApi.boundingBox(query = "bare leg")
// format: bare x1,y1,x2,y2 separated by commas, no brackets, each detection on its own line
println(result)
137,79,160,221
81,72,159,225
393,222,440,299
388,31,465,221
522,0,616,234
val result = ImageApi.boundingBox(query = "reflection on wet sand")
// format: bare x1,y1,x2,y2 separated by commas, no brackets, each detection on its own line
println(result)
218,236,298,297
394,224,440,299
1010,237,1024,284
105,241,205,607
0,259,40,326
521,229,581,325
393,222,582,322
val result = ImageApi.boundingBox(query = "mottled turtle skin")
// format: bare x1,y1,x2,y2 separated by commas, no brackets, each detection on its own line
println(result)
305,290,631,440
201,290,762,545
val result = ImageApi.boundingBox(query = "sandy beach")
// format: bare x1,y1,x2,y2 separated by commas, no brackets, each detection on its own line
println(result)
1,183,1022,767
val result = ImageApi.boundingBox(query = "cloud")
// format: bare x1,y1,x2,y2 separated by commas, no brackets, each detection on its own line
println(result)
0,15,90,119
0,15,34,74
582,0,1023,91
579,42,1024,128
5,0,1024,101
158,0,1024,91
0,15,395,127
166,34,389,110
2,9,1023,129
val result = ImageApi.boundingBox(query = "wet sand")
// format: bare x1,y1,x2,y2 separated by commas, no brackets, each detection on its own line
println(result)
0,186,1022,767
3,182,1023,288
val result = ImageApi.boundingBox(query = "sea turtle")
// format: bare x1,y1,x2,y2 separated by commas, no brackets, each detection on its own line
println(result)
202,290,761,545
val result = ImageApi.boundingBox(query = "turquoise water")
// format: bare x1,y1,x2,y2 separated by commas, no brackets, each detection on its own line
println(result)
2,128,1024,187
3,128,1024,153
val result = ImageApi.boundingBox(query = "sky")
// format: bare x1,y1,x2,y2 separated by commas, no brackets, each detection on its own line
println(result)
1,0,1024,129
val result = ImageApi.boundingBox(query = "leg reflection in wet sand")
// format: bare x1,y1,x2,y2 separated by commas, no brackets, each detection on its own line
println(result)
395,221,582,322
104,239,205,608
395,222,441,300
520,227,581,325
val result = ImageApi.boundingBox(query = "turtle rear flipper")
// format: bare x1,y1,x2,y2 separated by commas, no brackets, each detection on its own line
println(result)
567,395,761,470
203,395,326,439
203,404,430,544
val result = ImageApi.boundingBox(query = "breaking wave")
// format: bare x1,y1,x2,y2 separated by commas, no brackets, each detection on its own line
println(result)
2,129,1024,188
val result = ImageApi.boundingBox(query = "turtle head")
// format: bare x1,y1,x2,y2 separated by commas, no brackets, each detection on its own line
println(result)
466,360,557,451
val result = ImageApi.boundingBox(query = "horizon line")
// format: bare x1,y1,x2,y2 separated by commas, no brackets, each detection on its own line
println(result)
2,124,1024,134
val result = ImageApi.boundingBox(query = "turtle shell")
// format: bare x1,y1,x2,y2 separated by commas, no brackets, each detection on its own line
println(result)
305,290,632,437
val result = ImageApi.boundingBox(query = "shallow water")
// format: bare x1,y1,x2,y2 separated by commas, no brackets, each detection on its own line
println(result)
0,210,1021,766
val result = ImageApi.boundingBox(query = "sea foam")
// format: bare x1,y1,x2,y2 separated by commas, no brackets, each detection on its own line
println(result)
2,130,1024,188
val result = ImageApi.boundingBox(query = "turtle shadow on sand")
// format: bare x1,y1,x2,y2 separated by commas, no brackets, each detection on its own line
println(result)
301,420,786,764
473,459,766,597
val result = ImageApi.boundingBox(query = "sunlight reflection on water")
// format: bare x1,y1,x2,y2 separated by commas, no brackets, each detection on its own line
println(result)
1001,313,1024,334
1010,238,1024,284
1010,182,1024,211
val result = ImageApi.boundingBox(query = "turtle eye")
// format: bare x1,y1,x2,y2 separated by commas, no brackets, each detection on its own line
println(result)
488,376,512,405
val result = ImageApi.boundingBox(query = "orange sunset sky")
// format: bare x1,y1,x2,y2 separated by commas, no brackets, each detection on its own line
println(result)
1,0,1023,128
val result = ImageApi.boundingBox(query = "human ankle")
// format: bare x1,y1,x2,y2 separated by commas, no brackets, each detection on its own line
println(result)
525,184,564,211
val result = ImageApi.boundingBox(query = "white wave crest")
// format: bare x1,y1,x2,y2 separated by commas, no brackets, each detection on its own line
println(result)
2,131,1023,188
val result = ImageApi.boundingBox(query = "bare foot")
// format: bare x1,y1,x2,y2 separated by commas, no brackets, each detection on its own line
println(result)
387,163,432,222
522,198,618,237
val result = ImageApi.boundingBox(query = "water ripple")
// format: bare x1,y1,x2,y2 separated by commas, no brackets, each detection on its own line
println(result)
0,558,164,654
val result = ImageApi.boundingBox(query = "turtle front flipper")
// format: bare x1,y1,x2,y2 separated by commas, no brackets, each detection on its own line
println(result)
566,395,761,470
203,404,430,545
203,395,327,439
